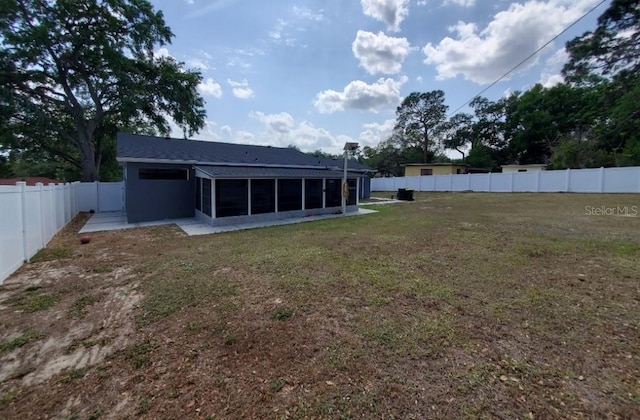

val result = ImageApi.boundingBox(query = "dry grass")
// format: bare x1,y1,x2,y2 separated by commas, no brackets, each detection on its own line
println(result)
0,193,639,419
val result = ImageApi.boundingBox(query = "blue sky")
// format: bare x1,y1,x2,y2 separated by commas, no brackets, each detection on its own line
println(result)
150,0,609,155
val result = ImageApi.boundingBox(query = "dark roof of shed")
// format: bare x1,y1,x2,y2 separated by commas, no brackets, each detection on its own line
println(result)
117,133,373,172
195,165,360,179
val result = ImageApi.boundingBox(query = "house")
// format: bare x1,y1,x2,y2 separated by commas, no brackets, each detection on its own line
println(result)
404,163,469,176
501,164,547,173
116,133,374,224
0,177,60,186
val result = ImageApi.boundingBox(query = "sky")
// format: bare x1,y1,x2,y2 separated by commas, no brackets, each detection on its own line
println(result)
150,0,610,156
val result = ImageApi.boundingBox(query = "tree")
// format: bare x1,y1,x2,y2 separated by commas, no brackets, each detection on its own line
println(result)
442,113,474,161
307,149,340,159
509,83,604,164
394,91,448,163
563,0,640,83
0,0,206,181
562,0,640,167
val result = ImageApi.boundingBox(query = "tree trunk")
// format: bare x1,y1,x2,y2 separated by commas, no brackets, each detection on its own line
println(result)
77,130,99,181
423,131,429,163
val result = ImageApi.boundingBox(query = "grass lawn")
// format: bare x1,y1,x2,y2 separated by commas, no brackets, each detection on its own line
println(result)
0,192,639,418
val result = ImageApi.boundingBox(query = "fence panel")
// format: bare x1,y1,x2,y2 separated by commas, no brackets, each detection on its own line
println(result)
570,168,601,193
405,177,420,191
435,175,452,191
469,174,490,192
0,186,25,283
513,172,537,192
371,167,640,193
98,182,124,211
76,182,98,212
24,187,44,260
452,175,470,191
603,167,639,193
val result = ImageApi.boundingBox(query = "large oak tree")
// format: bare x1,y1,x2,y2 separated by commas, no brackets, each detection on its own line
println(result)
0,0,206,181
394,91,448,163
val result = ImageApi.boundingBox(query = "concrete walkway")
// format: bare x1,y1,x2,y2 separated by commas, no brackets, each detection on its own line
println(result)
79,208,378,236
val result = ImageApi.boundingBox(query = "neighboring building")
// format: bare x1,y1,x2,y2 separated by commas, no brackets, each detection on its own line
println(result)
116,133,374,224
0,177,60,186
501,164,547,173
404,163,469,176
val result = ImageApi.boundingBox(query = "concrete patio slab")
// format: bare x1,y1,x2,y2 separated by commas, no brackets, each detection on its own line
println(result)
79,208,378,236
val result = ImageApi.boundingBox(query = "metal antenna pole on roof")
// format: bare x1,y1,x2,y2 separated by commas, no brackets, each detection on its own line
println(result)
342,142,358,215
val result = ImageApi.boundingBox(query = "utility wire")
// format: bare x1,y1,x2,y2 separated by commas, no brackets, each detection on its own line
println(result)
447,0,609,118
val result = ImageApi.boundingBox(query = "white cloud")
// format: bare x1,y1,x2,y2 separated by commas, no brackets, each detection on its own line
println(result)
423,0,598,84
220,125,232,136
198,78,222,98
225,47,264,70
361,0,410,32
443,0,476,6
416,75,423,83
358,118,396,147
314,76,408,114
154,47,172,59
167,117,219,142
235,131,255,142
227,79,254,99
249,112,357,153
292,6,325,22
186,58,209,70
352,31,411,75
540,47,568,87
269,7,325,48
250,111,295,134
186,0,239,18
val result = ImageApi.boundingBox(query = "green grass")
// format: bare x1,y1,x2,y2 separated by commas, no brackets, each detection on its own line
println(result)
8,192,638,419
4,292,59,313
70,294,102,318
136,260,238,325
125,340,158,369
59,368,87,383
268,378,285,392
272,308,294,321
0,388,21,410
0,330,40,354
30,247,72,263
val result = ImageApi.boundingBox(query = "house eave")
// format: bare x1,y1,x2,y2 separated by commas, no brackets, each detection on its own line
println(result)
117,157,326,170
117,157,375,173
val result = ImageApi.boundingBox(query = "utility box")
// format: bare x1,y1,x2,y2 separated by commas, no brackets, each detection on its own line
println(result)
397,188,414,201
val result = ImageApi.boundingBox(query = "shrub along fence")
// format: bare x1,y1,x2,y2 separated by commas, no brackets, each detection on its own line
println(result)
371,166,640,194
0,181,124,284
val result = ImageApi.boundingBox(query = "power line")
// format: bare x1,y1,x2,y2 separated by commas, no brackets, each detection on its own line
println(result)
447,0,609,118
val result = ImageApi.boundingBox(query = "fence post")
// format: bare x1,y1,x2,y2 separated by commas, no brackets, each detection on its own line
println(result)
449,174,453,192
488,173,492,192
599,167,605,193
95,181,100,213
467,173,471,191
566,169,571,192
510,172,514,192
536,170,541,192
37,182,45,249
17,182,28,262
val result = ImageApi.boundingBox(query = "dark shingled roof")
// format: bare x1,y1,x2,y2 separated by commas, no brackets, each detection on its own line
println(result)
117,133,373,172
195,166,360,179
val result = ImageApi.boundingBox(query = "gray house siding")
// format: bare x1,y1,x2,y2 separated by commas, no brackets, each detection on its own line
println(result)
124,162,195,223
359,175,371,199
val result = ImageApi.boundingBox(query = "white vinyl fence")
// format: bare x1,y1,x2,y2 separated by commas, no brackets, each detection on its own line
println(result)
0,181,124,284
372,166,640,194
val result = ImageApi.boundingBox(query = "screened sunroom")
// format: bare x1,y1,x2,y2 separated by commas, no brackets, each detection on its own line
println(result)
194,166,359,226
